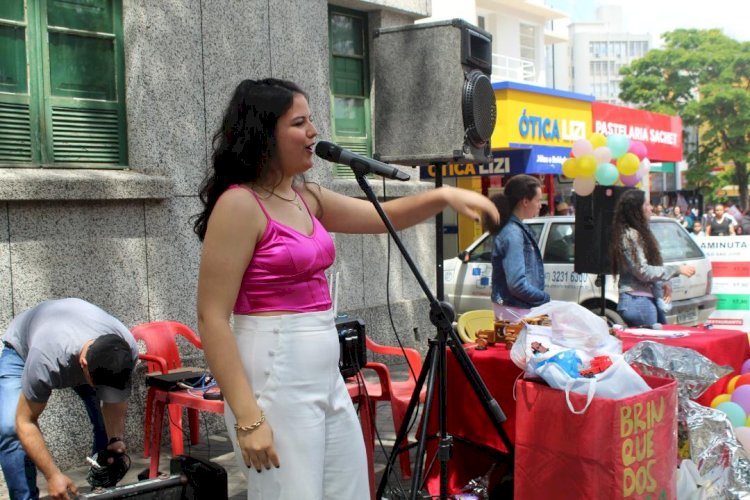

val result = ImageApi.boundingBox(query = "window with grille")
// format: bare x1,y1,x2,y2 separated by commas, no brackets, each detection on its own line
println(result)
327,6,370,178
0,0,127,167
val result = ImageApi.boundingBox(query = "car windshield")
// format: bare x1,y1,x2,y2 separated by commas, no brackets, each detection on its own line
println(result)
462,218,703,264
650,220,704,261
465,222,543,263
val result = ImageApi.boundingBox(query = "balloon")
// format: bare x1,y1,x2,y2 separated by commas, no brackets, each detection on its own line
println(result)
732,385,750,414
628,140,648,160
710,393,732,408
562,157,578,179
573,176,595,196
595,163,619,186
589,132,608,149
728,375,742,393
616,153,640,176
742,359,750,374
735,426,750,452
593,146,613,165
736,373,750,390
716,401,747,427
577,155,597,177
607,134,630,159
572,139,593,158
620,171,642,187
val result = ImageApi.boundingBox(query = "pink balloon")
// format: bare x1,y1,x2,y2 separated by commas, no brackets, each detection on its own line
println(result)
620,171,642,187
732,385,750,414
628,141,648,161
742,359,750,374
735,427,750,453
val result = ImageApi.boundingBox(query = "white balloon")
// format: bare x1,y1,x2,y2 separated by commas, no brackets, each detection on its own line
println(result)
573,176,596,196
572,139,594,158
593,146,613,165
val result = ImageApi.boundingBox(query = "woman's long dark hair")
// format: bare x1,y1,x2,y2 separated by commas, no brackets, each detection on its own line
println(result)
193,78,307,240
484,174,541,234
610,189,662,275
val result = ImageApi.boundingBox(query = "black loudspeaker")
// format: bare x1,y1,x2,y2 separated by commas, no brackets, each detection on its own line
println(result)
372,19,496,165
574,186,631,275
81,456,227,499
336,316,367,378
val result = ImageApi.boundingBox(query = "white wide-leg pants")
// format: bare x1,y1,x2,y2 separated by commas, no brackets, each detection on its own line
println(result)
224,310,369,500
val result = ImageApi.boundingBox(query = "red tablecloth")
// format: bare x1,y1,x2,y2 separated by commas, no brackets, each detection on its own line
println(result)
423,326,750,495
423,343,520,494
619,325,750,406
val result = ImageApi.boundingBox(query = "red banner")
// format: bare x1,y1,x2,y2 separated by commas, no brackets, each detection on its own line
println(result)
592,102,683,162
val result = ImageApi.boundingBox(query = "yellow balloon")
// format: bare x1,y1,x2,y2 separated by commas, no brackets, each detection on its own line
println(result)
616,152,640,176
577,154,597,177
562,158,578,178
728,375,742,393
711,393,732,408
589,132,608,149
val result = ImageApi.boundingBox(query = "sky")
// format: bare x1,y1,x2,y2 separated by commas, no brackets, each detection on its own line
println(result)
548,0,748,45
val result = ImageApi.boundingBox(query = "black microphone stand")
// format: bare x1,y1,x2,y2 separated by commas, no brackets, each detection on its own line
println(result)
348,167,513,500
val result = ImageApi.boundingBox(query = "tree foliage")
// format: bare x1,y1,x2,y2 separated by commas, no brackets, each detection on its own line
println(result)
619,29,750,211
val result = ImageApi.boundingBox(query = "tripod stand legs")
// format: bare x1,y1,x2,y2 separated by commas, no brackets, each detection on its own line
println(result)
376,331,514,500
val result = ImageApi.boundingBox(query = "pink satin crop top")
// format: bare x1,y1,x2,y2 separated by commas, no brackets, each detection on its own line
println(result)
228,185,335,314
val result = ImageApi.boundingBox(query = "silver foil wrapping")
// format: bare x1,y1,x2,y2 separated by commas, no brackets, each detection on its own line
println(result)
624,341,750,498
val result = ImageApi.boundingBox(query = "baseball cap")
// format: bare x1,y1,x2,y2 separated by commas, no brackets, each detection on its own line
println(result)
86,334,136,402
556,202,569,212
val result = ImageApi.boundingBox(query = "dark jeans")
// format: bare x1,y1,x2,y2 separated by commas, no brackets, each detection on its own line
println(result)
0,344,107,500
617,292,659,327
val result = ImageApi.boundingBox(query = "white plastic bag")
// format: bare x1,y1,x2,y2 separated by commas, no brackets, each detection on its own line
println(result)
529,352,651,413
676,459,708,500
524,301,621,357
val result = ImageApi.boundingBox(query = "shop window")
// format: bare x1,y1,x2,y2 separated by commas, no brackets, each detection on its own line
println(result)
327,6,371,179
0,0,127,167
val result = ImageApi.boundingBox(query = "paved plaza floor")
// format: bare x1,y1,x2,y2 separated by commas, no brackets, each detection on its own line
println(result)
0,367,428,499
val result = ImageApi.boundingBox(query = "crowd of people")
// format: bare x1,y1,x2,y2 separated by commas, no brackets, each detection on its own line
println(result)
653,201,750,236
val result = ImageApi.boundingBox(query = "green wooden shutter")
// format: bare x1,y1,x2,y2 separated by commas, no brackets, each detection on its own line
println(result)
328,7,371,178
0,0,126,167
0,0,33,162
41,0,126,166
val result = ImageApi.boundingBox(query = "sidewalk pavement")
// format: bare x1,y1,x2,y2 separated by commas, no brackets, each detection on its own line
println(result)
0,367,423,499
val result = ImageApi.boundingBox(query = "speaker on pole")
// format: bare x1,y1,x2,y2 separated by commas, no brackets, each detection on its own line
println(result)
372,19,496,166
574,185,631,275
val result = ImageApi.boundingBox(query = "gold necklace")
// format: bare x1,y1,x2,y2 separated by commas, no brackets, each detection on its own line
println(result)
256,187,303,211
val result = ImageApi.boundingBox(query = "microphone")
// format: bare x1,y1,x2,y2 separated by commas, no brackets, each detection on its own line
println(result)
315,141,410,181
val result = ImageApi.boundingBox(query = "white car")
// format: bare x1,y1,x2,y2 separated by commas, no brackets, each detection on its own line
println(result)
443,216,717,326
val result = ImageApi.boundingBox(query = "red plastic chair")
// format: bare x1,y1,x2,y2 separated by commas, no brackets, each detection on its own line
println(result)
346,337,425,480
131,321,224,478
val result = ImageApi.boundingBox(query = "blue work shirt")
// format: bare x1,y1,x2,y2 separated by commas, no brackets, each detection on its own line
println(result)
491,215,550,309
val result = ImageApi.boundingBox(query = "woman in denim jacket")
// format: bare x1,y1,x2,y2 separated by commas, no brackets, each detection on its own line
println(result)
611,189,695,327
486,175,550,320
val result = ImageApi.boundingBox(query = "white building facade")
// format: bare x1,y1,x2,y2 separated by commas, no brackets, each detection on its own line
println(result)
423,0,568,85
562,6,651,104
